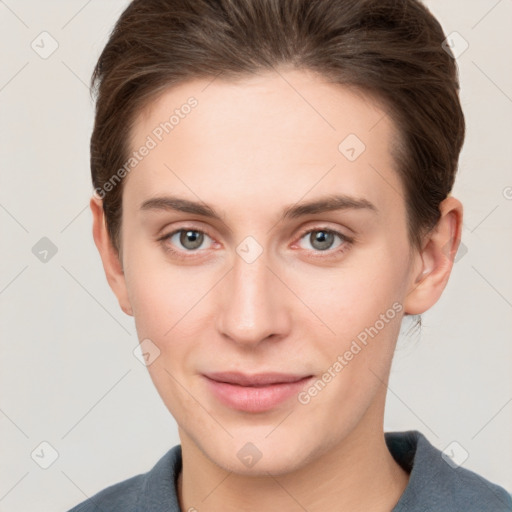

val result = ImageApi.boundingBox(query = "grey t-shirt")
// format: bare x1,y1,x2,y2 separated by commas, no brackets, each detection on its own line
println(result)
68,430,512,511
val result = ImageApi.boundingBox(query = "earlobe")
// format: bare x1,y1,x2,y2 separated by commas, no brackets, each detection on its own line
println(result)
90,195,134,317
404,196,463,315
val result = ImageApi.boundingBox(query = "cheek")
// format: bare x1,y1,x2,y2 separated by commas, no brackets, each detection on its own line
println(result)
124,253,213,417
123,235,183,324
291,248,408,343
293,267,405,424
289,243,410,411
127,263,203,342
124,242,223,369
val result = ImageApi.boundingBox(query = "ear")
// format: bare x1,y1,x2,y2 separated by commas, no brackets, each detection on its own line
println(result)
403,196,463,315
90,195,133,316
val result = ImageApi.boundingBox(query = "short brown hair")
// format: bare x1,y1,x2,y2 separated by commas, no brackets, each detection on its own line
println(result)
90,0,465,254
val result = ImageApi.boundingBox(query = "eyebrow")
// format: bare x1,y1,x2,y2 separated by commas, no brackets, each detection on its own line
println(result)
139,194,378,221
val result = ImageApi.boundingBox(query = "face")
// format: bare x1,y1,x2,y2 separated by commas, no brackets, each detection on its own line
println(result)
109,69,425,475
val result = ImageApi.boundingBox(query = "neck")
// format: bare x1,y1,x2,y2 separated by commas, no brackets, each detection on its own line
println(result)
177,395,409,511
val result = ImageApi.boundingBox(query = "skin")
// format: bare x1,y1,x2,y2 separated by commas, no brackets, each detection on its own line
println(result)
91,68,462,511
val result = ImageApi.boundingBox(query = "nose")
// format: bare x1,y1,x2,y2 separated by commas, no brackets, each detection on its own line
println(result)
215,249,292,348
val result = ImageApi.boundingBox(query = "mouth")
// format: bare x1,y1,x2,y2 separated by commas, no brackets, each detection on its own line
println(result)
202,371,314,412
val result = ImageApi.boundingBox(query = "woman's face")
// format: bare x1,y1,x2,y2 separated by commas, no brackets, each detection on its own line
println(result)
114,69,423,474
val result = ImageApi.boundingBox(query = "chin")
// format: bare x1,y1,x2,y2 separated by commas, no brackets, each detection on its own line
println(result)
191,426,323,477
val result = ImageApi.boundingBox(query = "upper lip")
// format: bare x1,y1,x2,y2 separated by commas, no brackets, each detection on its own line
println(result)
203,371,312,387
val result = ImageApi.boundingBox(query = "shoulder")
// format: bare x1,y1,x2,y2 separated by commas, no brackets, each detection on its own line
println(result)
67,473,145,512
66,445,182,512
386,430,512,512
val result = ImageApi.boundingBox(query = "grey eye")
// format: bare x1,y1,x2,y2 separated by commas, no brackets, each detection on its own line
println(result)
171,229,210,250
299,230,344,252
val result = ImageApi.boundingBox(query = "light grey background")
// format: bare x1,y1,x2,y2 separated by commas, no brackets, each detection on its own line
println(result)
0,1,511,510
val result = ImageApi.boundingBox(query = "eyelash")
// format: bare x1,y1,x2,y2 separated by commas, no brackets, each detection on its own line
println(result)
157,225,354,260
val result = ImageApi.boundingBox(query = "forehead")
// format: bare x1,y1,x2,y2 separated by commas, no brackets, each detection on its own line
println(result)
125,69,403,218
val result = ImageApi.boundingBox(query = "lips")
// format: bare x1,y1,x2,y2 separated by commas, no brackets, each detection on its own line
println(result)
202,371,314,412
203,371,311,387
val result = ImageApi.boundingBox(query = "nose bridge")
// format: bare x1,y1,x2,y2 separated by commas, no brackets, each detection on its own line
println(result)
216,245,290,346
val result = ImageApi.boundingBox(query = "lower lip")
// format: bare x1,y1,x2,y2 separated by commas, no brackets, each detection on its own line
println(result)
203,376,313,413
